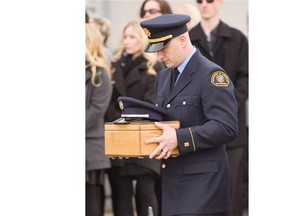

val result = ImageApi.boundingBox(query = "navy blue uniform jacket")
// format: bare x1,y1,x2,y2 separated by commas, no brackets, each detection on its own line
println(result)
155,49,238,215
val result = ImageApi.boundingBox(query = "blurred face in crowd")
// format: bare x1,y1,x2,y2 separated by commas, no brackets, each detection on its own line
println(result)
196,0,223,20
142,0,162,19
123,25,143,58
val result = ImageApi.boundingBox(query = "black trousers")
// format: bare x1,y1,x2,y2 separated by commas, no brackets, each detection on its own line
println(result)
242,141,249,211
175,213,227,216
86,182,104,216
108,167,159,216
227,146,245,216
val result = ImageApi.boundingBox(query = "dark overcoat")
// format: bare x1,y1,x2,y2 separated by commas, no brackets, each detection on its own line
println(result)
156,49,238,215
189,21,248,148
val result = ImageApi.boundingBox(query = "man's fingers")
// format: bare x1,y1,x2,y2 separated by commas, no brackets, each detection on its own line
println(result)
145,138,158,144
151,148,170,160
163,151,171,159
154,121,166,129
149,147,160,159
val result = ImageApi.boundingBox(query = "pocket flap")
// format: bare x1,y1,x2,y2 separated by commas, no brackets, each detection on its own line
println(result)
184,162,218,174
174,95,198,107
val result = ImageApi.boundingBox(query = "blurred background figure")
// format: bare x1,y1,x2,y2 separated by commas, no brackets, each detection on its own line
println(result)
85,11,89,23
139,0,172,20
105,20,165,216
85,15,112,216
89,16,113,62
189,0,249,216
86,1,247,55
174,3,201,31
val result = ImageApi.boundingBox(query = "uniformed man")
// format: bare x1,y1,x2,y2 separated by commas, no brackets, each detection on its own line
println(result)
140,14,238,216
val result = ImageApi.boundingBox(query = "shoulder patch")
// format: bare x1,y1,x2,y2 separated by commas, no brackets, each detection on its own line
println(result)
211,71,229,87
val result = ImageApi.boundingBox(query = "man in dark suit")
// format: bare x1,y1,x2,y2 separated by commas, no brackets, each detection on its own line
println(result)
140,14,238,216
189,1,249,215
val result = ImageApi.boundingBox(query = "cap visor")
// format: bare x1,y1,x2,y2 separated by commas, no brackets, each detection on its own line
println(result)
144,39,172,53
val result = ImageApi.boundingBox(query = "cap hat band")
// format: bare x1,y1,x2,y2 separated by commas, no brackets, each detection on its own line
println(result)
148,34,173,43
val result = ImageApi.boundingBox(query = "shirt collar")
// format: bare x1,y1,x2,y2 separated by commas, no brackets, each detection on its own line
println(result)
177,46,196,74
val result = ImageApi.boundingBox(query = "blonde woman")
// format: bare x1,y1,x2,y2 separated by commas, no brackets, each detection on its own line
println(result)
105,20,165,216
85,22,112,216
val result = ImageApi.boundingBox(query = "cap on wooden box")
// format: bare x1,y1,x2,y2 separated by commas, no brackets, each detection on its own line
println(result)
105,96,180,157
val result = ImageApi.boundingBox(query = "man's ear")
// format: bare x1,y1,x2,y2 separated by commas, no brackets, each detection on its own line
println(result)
179,34,188,48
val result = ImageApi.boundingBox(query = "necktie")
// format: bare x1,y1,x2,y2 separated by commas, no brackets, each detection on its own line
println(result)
171,68,179,89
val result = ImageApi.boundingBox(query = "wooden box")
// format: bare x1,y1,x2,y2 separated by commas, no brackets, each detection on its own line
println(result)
105,121,180,157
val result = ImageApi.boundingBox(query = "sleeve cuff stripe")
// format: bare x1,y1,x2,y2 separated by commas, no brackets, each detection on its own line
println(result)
188,127,196,152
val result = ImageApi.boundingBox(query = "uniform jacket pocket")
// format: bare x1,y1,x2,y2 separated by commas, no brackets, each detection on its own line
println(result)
184,161,218,175
173,95,198,108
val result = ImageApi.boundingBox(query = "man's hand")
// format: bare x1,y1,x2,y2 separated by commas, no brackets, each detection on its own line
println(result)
145,122,178,159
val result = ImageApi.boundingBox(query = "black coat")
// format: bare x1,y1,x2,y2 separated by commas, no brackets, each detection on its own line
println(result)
189,21,248,148
105,54,165,176
156,49,238,215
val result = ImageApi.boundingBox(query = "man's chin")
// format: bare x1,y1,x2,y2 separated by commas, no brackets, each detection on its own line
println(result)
162,61,171,68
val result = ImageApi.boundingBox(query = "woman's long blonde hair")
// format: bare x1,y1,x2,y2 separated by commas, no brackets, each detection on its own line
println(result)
113,20,158,76
85,23,110,87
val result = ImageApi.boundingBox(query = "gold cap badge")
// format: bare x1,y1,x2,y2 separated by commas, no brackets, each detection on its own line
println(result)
211,71,229,87
143,28,151,37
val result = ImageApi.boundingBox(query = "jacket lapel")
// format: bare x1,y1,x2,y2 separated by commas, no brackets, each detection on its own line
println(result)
189,24,210,53
165,50,200,103
160,68,174,101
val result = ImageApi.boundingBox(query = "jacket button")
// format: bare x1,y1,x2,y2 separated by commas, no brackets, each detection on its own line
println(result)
166,104,171,109
162,163,166,169
182,101,186,105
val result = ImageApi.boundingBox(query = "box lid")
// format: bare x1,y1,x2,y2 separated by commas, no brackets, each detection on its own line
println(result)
105,121,180,131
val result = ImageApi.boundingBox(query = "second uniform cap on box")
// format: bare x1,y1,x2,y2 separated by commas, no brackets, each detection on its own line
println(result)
114,96,168,124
